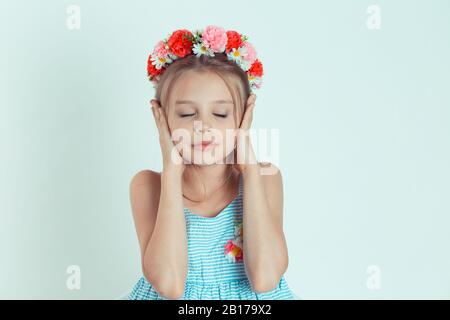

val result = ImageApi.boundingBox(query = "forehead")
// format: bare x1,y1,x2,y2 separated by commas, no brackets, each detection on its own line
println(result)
170,71,233,104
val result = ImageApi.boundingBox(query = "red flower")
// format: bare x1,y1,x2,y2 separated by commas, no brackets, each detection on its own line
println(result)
225,30,242,53
147,55,163,77
167,29,194,58
248,59,263,77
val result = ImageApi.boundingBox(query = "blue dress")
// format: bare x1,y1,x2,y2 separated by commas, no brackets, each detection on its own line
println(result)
128,174,298,300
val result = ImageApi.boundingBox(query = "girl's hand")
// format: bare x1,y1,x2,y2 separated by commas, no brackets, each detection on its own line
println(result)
150,99,186,176
234,94,258,174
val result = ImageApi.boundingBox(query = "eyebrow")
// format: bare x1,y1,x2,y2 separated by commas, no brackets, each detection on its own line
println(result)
175,99,233,105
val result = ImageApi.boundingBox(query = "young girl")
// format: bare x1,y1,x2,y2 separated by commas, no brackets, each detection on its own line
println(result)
127,25,298,300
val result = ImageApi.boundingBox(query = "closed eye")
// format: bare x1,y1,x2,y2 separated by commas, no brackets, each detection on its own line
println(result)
180,113,227,118
180,113,195,117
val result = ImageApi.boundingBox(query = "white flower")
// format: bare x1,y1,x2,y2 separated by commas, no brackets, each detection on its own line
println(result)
150,55,173,70
192,42,215,57
225,253,237,263
227,46,247,62
227,46,253,71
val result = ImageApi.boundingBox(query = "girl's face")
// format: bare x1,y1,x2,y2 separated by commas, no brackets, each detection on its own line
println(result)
165,71,240,165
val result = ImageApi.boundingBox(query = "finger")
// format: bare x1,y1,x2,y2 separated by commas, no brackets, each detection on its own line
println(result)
156,106,173,142
151,104,158,121
239,103,255,130
248,93,257,105
157,106,185,162
150,99,160,109
150,100,163,134
150,100,173,147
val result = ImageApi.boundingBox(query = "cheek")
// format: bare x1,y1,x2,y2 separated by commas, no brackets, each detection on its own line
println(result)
214,126,237,152
170,123,193,147
169,118,186,131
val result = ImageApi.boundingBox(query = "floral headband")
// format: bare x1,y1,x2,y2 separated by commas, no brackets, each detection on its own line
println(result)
147,25,264,92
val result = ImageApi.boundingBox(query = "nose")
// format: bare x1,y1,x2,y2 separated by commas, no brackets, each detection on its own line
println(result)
193,120,212,134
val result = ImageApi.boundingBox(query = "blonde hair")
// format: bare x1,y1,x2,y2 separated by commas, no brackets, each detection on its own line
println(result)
155,53,250,126
154,53,250,202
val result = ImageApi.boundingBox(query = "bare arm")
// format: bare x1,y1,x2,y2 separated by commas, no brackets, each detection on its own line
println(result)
242,164,289,294
143,170,187,299
129,100,188,300
234,94,289,293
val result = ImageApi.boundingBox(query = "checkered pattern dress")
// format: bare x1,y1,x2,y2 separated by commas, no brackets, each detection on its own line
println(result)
127,174,298,300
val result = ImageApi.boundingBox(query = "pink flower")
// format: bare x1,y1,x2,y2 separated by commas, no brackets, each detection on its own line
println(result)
202,25,228,52
152,40,170,58
241,42,257,64
224,240,243,263
224,240,234,253
253,82,262,89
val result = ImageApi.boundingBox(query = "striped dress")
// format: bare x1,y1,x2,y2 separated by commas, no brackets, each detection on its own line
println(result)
127,174,298,300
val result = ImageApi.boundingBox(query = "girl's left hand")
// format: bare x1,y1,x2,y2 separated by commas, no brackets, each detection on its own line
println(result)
234,93,258,174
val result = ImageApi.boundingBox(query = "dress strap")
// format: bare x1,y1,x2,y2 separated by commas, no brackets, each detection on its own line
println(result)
237,173,243,198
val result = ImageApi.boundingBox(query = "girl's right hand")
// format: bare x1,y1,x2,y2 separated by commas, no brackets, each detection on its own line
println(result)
150,99,186,176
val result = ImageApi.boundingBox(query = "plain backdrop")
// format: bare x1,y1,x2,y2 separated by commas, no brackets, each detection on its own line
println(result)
1,0,449,299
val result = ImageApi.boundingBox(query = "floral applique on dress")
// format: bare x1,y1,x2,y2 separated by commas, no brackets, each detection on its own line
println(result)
224,221,244,263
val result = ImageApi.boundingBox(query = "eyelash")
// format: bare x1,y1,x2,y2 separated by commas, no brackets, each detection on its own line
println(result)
180,113,227,118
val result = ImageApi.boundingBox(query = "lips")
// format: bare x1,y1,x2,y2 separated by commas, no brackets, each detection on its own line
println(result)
192,141,215,151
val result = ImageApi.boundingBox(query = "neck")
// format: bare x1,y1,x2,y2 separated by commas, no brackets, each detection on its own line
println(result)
182,163,237,202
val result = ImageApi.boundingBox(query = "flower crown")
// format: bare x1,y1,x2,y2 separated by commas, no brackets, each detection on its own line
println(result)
147,25,264,92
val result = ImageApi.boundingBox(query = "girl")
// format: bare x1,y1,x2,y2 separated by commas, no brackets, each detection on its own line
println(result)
127,26,298,300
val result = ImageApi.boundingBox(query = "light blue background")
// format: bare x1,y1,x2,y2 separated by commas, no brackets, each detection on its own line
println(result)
1,0,449,299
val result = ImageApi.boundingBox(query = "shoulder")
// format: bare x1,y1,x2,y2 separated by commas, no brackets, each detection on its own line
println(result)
129,170,162,215
128,170,162,258
130,169,161,190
